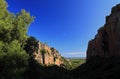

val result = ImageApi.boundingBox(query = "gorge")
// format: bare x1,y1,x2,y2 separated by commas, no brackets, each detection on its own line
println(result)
1,0,120,79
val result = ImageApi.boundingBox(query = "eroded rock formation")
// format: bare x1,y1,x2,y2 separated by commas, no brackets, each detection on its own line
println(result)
33,42,65,66
87,4,120,60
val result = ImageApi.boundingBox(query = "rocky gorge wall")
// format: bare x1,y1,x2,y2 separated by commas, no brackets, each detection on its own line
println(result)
87,4,120,60
33,42,65,66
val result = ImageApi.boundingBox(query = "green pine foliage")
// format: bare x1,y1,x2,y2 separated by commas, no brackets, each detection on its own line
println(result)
0,0,34,44
24,36,39,56
0,0,33,79
0,40,29,79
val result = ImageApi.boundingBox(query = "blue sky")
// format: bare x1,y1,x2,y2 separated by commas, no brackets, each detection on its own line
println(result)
7,0,120,58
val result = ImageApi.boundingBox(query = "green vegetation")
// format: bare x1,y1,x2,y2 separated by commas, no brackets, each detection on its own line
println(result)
65,58,86,70
40,49,47,54
61,57,86,70
24,36,39,56
69,58,86,69
61,57,71,69
0,0,33,44
0,0,33,79
0,40,29,79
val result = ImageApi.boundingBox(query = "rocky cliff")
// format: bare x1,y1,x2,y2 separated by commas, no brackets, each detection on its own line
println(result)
87,4,120,60
24,37,67,67
33,42,65,66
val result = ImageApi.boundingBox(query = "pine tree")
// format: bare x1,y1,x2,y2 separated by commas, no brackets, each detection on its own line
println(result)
0,0,34,79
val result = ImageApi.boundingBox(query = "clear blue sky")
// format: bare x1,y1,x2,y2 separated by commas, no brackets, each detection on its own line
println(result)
6,0,120,58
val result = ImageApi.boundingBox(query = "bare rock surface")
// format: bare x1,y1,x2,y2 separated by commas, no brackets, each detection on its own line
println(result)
34,42,64,66
87,4,120,59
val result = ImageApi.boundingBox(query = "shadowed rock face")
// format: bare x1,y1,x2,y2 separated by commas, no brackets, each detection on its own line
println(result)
87,4,120,60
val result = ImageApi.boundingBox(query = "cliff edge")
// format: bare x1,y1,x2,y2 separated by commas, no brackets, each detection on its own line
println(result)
87,4,120,60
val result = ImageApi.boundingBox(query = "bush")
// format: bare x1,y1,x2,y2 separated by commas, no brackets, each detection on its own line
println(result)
0,40,29,79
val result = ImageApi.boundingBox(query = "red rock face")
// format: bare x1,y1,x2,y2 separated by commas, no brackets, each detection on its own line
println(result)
87,4,120,60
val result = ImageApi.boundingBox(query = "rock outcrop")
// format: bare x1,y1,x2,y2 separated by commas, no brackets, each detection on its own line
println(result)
87,4,120,60
33,42,65,66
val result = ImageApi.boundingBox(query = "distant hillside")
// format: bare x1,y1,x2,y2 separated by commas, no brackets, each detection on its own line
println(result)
67,58,86,70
